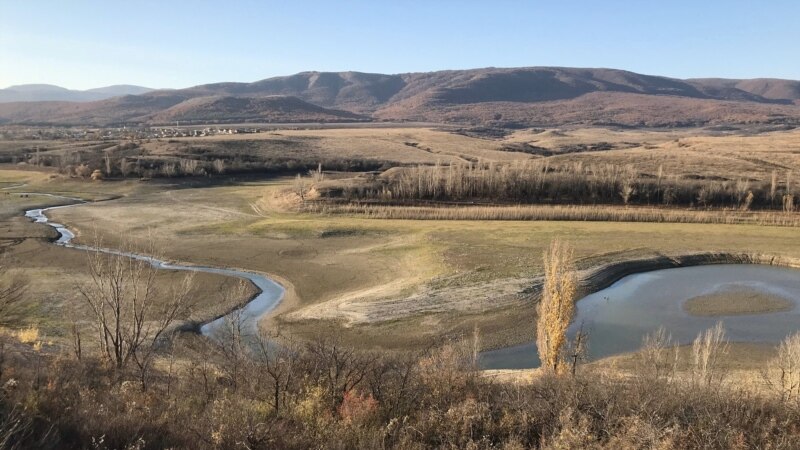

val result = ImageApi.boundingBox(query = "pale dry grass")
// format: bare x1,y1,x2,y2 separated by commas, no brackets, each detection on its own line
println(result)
309,202,800,226
542,128,800,183
145,127,533,165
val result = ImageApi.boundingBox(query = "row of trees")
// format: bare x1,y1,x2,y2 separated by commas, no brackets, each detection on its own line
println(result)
335,161,798,211
16,143,392,180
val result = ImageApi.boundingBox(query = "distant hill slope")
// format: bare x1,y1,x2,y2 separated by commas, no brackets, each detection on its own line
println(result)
147,95,367,124
688,78,800,102
0,84,154,103
0,94,366,126
2,67,800,127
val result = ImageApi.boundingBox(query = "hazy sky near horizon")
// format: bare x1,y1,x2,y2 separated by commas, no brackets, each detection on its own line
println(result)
1,0,799,90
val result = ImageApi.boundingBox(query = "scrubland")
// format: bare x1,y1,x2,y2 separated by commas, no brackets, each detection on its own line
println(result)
3,125,800,447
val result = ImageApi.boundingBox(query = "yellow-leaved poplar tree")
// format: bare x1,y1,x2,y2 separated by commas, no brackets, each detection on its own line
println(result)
537,239,577,374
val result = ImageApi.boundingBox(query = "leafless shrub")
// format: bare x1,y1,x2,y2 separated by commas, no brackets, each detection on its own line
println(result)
763,332,800,402
179,158,200,176
691,322,729,387
741,190,754,211
74,164,92,178
212,159,225,175
638,326,678,383
293,174,309,201
309,163,324,182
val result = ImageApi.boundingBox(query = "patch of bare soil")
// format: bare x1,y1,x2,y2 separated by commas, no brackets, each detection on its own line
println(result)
285,275,534,325
684,288,793,316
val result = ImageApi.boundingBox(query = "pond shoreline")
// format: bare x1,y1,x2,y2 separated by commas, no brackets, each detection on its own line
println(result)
577,252,800,299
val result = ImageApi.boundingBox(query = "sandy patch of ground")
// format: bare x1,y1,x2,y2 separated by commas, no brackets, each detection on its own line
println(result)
286,276,534,325
683,288,793,316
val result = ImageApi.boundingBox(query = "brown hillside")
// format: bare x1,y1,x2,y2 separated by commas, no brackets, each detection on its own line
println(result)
146,95,367,124
374,91,800,128
2,67,800,127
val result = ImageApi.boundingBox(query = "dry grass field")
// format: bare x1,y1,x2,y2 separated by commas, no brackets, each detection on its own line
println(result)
6,126,800,447
4,126,800,355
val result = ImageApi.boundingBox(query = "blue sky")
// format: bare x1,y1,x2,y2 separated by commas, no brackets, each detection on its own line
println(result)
2,1,799,90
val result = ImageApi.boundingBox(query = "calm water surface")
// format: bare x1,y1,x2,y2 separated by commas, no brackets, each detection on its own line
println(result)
481,264,800,369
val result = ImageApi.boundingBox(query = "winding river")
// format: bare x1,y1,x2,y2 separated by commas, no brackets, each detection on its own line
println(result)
14,191,800,368
18,193,284,340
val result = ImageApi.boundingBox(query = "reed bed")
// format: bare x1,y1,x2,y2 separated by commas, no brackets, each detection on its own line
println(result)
307,202,800,226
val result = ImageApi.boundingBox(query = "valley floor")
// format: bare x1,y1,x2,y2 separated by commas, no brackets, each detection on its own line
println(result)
5,168,800,360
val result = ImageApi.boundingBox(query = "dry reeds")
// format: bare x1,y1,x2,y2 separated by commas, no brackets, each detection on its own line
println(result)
308,202,800,226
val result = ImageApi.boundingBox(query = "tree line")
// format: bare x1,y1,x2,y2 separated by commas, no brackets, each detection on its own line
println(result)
330,161,797,211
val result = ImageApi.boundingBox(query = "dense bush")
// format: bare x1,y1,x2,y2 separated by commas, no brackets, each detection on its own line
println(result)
1,334,799,449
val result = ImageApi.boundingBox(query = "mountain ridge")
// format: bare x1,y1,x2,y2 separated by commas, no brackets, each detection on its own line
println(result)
0,84,154,103
2,67,800,127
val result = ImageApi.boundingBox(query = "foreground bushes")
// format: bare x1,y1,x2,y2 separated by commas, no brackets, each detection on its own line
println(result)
1,336,799,449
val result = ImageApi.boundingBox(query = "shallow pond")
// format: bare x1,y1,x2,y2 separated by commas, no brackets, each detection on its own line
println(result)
480,264,800,370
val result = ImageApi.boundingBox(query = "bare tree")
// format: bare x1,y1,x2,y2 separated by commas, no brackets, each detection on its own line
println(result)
567,323,589,376
536,239,577,374
104,151,112,176
253,331,299,416
305,338,376,411
691,321,729,387
212,280,251,390
741,191,754,211
179,158,200,176
734,179,750,207
770,170,778,206
697,185,709,207
293,174,309,201
119,158,134,178
762,332,800,402
309,163,324,183
620,181,636,206
638,326,678,383
784,194,795,213
78,237,195,386
471,323,481,369
212,159,226,175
